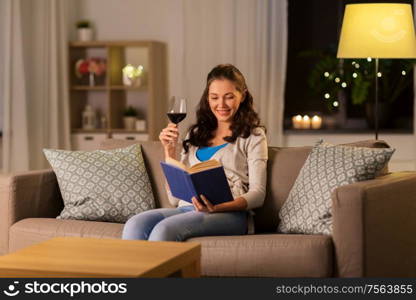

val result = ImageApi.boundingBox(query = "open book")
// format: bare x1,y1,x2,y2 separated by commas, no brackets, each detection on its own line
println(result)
160,157,233,205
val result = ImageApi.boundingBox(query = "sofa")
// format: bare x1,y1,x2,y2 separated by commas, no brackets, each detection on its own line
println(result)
0,139,415,277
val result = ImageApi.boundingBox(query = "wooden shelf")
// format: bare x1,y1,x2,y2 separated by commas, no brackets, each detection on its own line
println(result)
71,86,107,91
111,129,148,134
109,85,147,91
69,40,167,150
72,129,148,134
70,40,154,47
72,129,108,134
71,85,147,91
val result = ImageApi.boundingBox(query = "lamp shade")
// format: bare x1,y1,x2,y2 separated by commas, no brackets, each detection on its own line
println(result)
337,3,416,58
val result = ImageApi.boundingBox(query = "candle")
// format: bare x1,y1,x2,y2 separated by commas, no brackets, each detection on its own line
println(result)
292,115,303,129
311,115,322,129
302,115,311,129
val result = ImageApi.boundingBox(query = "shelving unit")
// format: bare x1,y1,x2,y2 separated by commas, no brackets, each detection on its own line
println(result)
68,40,167,150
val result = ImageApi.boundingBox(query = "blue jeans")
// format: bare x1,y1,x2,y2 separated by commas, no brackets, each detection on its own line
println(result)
122,205,248,241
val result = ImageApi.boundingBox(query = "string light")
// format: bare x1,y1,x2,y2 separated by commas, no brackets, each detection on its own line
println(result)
341,82,347,88
402,70,406,75
333,101,339,107
352,73,358,78
335,77,340,83
367,57,372,62
377,72,382,77
355,63,360,69
324,93,330,99
324,72,330,77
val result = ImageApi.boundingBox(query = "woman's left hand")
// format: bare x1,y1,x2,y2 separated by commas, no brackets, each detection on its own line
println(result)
192,195,217,213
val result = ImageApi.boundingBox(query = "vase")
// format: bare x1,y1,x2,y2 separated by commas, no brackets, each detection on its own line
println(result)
82,105,96,130
123,74,142,87
123,117,137,130
77,28,93,41
89,72,95,86
135,119,146,131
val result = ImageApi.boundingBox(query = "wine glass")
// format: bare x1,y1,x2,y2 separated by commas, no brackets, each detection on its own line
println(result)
166,97,187,145
167,96,187,125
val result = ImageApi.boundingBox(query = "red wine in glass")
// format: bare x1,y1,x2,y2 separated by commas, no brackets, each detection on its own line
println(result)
167,97,187,124
167,112,186,124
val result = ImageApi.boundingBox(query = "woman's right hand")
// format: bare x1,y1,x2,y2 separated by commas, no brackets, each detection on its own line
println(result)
159,123,179,158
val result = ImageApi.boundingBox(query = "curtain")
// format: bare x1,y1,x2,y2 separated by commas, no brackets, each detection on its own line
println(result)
414,1,416,171
1,0,71,172
182,0,288,146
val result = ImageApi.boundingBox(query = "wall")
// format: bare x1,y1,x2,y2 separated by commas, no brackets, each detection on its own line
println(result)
73,0,185,99
73,0,416,172
0,1,414,172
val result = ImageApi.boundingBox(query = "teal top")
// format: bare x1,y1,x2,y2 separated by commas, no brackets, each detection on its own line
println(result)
196,143,228,161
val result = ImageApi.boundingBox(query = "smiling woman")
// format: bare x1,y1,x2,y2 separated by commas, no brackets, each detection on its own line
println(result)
122,64,268,242
207,80,244,125
184,64,263,151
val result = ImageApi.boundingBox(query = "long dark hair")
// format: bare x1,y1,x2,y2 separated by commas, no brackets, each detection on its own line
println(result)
183,64,264,153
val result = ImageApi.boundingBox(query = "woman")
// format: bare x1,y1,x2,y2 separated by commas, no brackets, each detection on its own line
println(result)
122,64,268,241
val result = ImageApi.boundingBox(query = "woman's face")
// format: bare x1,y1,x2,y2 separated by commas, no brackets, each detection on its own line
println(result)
207,79,243,124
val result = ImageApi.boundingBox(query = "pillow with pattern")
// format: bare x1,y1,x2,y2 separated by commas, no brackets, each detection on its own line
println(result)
278,140,395,235
43,144,155,223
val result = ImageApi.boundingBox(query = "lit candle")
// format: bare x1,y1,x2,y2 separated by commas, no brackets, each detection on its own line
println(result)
311,115,322,129
292,115,303,129
302,115,311,129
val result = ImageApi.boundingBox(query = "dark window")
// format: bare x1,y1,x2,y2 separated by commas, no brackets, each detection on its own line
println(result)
284,0,414,132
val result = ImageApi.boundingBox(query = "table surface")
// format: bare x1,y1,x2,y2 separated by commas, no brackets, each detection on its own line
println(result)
0,237,201,277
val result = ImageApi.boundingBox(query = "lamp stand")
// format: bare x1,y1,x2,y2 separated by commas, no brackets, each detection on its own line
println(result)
374,58,379,140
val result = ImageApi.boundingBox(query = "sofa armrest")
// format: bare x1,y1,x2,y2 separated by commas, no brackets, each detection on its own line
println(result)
0,169,63,254
332,171,416,277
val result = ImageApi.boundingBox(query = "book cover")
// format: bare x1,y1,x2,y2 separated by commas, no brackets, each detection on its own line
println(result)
160,159,233,205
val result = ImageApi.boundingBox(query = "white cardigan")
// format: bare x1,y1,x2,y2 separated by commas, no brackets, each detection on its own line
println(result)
168,127,268,211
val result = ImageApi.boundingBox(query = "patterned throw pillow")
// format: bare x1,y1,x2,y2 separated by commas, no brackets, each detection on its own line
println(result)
43,144,155,223
278,141,395,235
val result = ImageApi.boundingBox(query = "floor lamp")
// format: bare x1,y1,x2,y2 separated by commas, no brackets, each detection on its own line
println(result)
337,3,416,140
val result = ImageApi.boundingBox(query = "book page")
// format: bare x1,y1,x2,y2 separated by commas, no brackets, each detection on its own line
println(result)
165,157,187,170
188,159,221,174
165,157,221,173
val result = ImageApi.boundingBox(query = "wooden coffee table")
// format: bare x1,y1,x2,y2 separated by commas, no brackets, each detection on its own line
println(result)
0,237,201,277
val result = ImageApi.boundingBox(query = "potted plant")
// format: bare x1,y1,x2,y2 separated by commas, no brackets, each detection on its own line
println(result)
76,20,93,41
300,46,415,128
123,106,138,130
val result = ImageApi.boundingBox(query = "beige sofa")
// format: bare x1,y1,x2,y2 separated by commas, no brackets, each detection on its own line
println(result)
0,139,415,277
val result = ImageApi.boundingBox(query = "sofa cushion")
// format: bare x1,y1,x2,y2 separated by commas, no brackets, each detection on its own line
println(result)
254,139,391,233
99,140,173,209
9,218,123,253
10,219,332,277
43,144,155,223
278,141,395,235
188,234,333,277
